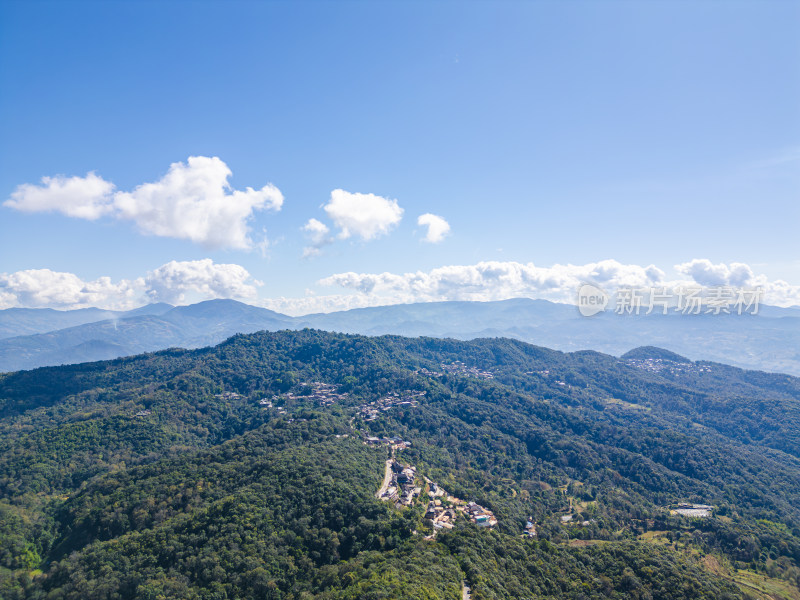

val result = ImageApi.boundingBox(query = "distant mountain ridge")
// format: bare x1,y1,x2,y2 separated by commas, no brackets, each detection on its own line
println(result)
0,297,799,375
0,303,174,339
0,300,294,372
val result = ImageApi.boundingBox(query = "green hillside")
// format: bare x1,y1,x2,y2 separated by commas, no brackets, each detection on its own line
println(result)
1,329,799,599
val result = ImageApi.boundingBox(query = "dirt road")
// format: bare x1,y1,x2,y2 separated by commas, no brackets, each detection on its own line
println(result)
376,459,393,498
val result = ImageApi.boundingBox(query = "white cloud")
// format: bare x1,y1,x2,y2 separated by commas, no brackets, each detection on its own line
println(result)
318,259,667,304
762,278,800,308
301,218,332,258
675,259,755,287
5,172,115,220
0,259,262,310
259,293,388,316
303,218,329,242
2,258,798,314
323,189,403,241
312,259,800,312
4,157,284,250
114,156,283,249
144,259,262,304
672,258,800,307
0,269,142,310
417,213,450,243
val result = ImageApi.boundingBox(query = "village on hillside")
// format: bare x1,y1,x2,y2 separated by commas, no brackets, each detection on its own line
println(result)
425,478,498,533
357,390,425,421
625,357,713,376
365,436,411,451
255,381,428,423
377,459,420,507
375,456,498,536
284,381,350,406
243,383,715,541
417,361,495,380
255,381,349,414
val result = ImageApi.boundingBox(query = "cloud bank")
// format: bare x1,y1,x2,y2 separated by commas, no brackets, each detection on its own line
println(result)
319,260,667,304
0,259,262,310
0,269,141,311
5,157,283,249
1,259,797,314
314,259,800,314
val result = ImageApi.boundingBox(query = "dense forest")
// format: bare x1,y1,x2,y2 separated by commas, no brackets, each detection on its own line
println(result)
1,329,800,599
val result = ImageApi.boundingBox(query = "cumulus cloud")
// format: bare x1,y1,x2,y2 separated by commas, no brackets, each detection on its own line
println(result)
671,258,800,308
114,156,283,249
144,259,262,304
2,258,798,314
0,269,142,310
0,259,262,310
301,218,332,258
4,157,283,250
417,213,450,243
319,260,667,304
675,259,755,287
323,189,403,241
5,172,115,220
761,278,800,308
312,259,800,312
303,218,329,242
259,292,389,316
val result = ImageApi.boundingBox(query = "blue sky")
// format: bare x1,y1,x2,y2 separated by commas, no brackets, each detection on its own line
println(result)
1,0,798,313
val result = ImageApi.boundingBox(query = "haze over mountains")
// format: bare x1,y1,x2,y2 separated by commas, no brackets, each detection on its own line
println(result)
1,298,799,375
0,303,175,339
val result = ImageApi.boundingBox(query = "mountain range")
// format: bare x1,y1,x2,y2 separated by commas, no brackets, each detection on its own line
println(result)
0,297,799,375
2,329,800,598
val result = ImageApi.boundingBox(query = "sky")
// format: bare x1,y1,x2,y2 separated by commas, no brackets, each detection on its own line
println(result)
1,0,798,314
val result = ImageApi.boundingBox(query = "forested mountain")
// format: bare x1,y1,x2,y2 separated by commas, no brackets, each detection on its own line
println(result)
1,330,799,599
2,298,800,375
